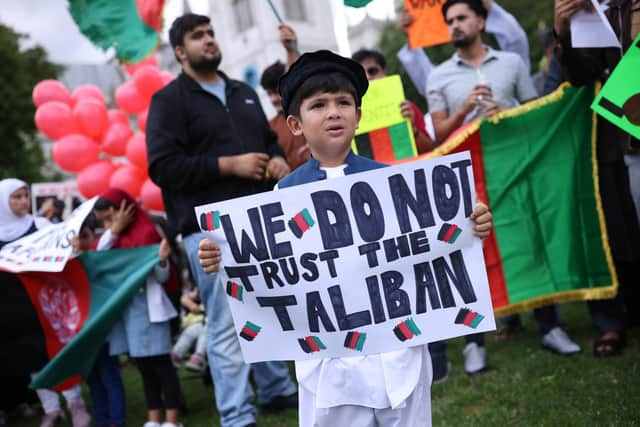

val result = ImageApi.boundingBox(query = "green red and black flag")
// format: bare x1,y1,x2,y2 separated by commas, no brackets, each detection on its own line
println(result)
239,321,261,341
344,331,367,351
298,336,327,353
455,308,485,329
1,245,161,390
68,0,165,63
354,122,416,163
226,280,244,302
416,84,617,316
344,0,374,7
392,317,422,342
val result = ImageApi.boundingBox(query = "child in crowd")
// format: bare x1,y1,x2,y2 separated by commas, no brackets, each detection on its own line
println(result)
198,50,493,426
72,216,127,427
93,188,183,427
171,287,207,372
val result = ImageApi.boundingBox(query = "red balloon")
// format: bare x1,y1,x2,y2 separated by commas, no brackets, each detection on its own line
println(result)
102,123,133,156
124,56,158,76
77,161,116,198
70,84,105,105
33,80,70,107
52,134,100,172
137,110,148,132
140,178,164,211
126,132,148,170
35,101,78,140
73,99,108,140
109,164,145,198
115,82,148,115
133,65,164,98
108,109,129,126
160,71,174,86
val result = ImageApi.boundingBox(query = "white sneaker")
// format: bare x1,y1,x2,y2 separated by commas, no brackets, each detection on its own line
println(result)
143,422,161,427
541,327,581,355
463,342,487,374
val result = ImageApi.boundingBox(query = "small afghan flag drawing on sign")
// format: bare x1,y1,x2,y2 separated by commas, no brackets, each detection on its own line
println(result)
199,211,221,231
226,281,244,302
393,318,422,342
438,223,462,244
298,336,327,353
288,208,315,238
455,308,485,329
239,321,261,341
344,331,367,352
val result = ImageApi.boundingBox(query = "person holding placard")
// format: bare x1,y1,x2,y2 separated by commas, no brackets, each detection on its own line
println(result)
398,0,530,98
198,50,493,427
554,0,640,354
351,49,435,153
146,13,298,427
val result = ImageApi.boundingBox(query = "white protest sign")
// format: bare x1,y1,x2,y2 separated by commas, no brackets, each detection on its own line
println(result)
195,152,495,362
570,0,620,48
0,198,96,273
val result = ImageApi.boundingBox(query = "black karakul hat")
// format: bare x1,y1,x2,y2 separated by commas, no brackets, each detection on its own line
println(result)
278,50,369,116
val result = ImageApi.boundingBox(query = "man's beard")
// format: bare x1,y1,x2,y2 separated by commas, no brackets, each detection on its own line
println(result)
452,32,475,48
188,52,222,73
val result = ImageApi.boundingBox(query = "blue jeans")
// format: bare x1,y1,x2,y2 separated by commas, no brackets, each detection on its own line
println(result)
86,345,125,427
183,233,296,427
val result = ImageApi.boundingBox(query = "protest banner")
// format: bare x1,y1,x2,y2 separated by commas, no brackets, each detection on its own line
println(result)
353,75,417,162
0,198,96,273
195,152,495,363
592,33,640,139
404,0,451,49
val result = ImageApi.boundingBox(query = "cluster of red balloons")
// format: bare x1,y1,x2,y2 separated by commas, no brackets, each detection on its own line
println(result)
32,58,174,212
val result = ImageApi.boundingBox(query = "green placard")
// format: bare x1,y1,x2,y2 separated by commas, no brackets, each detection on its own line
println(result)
591,34,640,139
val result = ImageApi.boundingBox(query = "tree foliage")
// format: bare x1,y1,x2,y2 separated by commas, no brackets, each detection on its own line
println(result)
378,0,555,112
0,24,63,182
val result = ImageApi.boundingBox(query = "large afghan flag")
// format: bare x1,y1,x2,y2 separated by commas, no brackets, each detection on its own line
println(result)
68,0,165,63
419,84,617,316
0,245,160,390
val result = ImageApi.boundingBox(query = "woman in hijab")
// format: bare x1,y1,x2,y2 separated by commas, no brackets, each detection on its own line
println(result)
0,178,49,248
0,178,91,427
93,188,182,427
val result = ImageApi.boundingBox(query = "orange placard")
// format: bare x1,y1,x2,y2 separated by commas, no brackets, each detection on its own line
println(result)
404,0,452,49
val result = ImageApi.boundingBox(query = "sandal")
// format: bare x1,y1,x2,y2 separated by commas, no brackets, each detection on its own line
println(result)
494,317,524,341
593,332,626,357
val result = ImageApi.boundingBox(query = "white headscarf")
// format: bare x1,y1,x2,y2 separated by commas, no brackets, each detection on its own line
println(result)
0,178,34,243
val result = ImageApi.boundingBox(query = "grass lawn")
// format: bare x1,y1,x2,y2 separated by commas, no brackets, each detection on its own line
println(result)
10,302,639,427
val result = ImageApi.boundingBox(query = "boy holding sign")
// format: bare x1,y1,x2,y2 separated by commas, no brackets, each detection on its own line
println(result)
198,50,492,426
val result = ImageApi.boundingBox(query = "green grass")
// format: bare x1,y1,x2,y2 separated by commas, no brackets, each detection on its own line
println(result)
10,302,640,426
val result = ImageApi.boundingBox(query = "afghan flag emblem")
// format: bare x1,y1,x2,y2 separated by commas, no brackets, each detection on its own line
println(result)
226,281,244,302
455,308,485,329
298,336,327,353
344,331,367,352
437,223,462,244
288,208,315,238
199,210,221,231
239,321,261,341
392,318,422,342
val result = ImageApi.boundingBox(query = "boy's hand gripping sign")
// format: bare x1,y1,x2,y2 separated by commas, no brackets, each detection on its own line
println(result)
195,152,495,362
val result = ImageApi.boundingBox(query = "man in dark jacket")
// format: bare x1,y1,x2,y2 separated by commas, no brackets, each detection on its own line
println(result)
554,0,640,356
146,13,296,427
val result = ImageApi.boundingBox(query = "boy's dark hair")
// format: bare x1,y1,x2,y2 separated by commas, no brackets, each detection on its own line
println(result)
261,61,286,92
93,197,116,211
287,72,359,118
442,0,488,21
169,13,211,61
351,49,386,70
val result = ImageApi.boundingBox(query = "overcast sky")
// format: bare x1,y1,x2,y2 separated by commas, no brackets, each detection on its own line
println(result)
0,0,395,65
